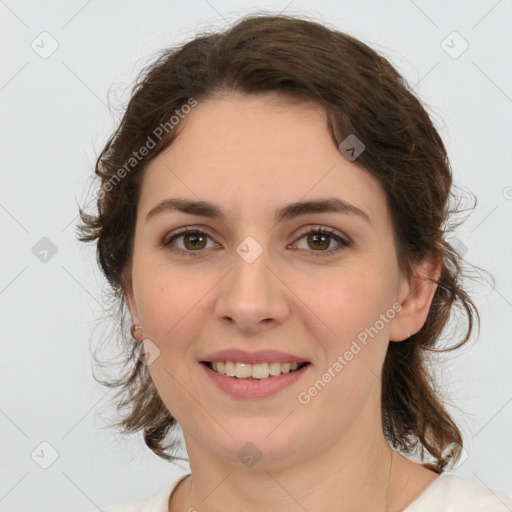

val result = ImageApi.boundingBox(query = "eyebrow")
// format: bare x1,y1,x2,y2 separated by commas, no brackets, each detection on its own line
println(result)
145,197,371,225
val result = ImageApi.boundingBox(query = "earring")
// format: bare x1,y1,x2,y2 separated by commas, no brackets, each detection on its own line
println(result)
131,324,142,341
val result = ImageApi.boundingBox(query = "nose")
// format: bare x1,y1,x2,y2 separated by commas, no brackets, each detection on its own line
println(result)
214,243,290,333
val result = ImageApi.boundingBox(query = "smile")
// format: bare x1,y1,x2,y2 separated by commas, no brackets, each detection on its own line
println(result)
204,361,309,379
200,361,312,399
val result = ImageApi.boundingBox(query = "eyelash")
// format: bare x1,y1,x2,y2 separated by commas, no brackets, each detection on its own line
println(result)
161,226,350,258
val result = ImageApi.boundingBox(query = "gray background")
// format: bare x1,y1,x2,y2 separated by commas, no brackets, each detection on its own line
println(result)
1,0,511,510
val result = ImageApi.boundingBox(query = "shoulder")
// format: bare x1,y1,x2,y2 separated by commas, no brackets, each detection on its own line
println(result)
405,472,512,511
99,474,189,512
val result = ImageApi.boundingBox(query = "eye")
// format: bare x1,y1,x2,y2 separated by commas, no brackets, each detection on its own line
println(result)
162,228,218,256
290,226,350,256
161,225,350,257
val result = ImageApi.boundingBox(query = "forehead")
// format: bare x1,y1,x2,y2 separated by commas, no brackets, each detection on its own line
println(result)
139,92,390,231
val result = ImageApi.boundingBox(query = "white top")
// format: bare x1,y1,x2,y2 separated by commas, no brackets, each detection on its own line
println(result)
101,471,512,511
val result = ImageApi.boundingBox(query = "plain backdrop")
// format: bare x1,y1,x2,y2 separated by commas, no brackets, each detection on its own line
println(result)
1,0,511,510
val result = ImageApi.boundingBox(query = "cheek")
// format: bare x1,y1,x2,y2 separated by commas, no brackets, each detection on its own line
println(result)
296,271,393,427
302,267,395,346
137,271,202,339
133,265,206,422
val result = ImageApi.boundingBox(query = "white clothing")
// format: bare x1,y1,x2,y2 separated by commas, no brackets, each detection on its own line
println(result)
101,471,512,511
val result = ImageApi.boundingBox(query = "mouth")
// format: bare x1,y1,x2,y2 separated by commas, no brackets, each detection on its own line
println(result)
200,360,311,380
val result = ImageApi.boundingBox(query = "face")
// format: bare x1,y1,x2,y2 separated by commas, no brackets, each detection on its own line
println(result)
126,92,434,469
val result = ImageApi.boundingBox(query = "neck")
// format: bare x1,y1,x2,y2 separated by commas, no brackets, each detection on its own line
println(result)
173,425,398,511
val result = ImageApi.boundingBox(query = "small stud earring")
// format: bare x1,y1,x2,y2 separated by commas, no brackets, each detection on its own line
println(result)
131,324,142,341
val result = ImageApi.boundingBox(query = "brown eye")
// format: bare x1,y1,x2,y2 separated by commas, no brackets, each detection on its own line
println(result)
182,232,208,250
292,226,350,256
162,229,216,256
306,233,331,251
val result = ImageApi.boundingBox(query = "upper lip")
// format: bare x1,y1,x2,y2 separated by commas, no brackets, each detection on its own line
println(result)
200,349,310,365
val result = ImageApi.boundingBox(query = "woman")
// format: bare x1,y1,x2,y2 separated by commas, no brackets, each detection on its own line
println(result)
79,13,512,512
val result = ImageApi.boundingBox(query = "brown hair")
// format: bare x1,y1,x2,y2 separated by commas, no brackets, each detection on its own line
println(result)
78,13,481,471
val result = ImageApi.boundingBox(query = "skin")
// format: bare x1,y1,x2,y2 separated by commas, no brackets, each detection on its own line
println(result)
126,91,442,511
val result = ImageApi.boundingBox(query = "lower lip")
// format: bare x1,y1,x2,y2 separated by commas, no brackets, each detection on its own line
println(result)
201,362,311,399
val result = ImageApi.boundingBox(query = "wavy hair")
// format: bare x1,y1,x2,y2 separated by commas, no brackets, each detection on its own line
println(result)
78,13,482,471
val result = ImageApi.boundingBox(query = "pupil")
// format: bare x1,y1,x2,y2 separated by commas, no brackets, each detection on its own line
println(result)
309,234,329,250
185,233,206,250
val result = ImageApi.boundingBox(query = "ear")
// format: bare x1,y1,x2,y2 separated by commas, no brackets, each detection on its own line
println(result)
124,274,144,343
389,248,442,342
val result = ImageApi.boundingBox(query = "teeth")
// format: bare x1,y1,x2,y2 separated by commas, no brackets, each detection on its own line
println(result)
209,361,302,379
236,362,253,378
269,362,282,376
